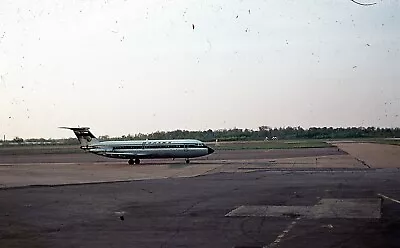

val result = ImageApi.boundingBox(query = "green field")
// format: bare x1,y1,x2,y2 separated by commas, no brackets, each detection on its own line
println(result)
0,145,82,155
325,138,400,146
0,140,333,155
207,140,332,150
370,139,400,146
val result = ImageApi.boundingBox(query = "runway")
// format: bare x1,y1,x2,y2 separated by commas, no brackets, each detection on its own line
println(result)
0,147,344,164
1,144,400,247
0,147,354,189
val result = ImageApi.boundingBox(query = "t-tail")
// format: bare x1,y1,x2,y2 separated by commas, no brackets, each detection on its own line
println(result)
59,127,99,148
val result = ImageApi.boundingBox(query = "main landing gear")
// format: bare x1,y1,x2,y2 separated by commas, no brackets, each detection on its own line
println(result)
128,158,140,165
185,158,190,164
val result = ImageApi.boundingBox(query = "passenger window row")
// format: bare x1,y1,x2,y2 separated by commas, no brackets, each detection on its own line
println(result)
116,144,204,149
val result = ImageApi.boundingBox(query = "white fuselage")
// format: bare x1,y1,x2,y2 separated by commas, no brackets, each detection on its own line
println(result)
83,139,214,159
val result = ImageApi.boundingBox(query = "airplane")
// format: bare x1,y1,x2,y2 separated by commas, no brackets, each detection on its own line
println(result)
60,127,215,165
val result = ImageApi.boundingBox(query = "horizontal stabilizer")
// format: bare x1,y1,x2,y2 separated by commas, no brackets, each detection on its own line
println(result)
59,127,91,131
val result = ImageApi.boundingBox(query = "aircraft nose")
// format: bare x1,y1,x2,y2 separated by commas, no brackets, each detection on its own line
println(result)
207,147,214,154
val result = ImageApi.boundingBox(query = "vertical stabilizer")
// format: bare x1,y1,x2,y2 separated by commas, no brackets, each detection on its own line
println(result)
59,127,99,147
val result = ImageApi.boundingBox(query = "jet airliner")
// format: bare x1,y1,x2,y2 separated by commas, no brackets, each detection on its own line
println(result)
61,127,214,165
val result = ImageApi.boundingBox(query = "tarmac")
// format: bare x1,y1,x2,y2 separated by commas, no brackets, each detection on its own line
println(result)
1,144,400,247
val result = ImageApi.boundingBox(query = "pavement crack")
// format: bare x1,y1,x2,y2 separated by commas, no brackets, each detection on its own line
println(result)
257,217,266,234
240,217,262,243
160,197,207,248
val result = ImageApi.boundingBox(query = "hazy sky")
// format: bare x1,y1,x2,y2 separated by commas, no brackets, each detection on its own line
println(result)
1,0,399,139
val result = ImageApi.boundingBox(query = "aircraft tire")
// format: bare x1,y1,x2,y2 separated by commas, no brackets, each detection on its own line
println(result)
135,158,140,164
128,159,134,165
185,159,190,164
